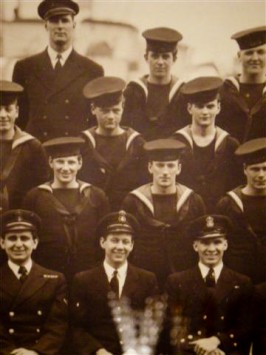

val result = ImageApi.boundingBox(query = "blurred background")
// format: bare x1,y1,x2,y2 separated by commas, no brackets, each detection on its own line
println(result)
1,0,265,81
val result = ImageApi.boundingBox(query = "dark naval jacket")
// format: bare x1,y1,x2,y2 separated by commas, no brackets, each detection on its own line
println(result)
0,262,68,355
165,266,253,355
122,75,187,141
217,76,266,143
70,263,159,355
12,49,104,141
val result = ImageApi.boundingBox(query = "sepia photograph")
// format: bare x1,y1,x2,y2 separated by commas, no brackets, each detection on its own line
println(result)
0,0,265,354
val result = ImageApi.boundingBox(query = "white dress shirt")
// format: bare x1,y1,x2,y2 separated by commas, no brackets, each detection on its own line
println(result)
47,46,73,68
8,259,33,279
198,262,224,284
104,260,128,297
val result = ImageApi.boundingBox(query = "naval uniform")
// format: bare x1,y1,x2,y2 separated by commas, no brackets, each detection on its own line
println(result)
0,262,68,355
173,126,241,212
23,181,110,280
80,127,148,211
164,265,253,355
0,126,49,211
122,183,206,288
122,76,187,141
216,186,266,283
217,77,266,143
252,282,266,354
70,263,158,355
12,49,104,142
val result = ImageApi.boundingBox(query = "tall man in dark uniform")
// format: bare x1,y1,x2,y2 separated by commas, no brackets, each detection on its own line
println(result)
12,0,104,142
0,80,49,212
122,139,205,289
165,215,253,355
216,138,266,283
80,76,147,211
0,209,68,355
173,77,241,211
122,27,187,141
70,210,159,355
218,26,266,142
23,137,110,280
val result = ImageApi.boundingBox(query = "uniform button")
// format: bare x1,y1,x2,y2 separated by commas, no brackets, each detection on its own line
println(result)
118,327,123,332
76,302,80,307
116,317,121,323
9,329,14,334
119,340,123,345
180,338,185,343
37,310,42,316
197,330,202,336
9,312,15,317
65,132,69,136
43,115,47,120
43,132,48,137
203,315,207,320
36,328,40,333
230,334,234,339
65,115,69,120
187,335,193,340
220,316,224,320
65,99,70,104
234,343,238,347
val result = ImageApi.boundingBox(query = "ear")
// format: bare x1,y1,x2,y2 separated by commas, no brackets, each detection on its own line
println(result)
77,156,83,169
216,101,221,114
33,238,39,250
193,241,199,253
223,239,228,251
48,156,54,169
187,103,193,115
91,103,96,115
0,237,5,250
99,237,105,249
148,161,153,175
176,162,182,175
15,105,19,120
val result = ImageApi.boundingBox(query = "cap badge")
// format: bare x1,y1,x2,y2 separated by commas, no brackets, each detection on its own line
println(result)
206,216,214,228
118,210,127,224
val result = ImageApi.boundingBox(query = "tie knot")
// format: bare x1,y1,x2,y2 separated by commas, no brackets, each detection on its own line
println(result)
205,267,216,287
56,53,62,60
18,265,27,275
113,270,118,277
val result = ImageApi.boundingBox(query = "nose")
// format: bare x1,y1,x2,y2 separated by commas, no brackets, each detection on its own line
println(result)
251,51,259,60
62,162,70,170
258,169,265,177
116,240,124,249
15,238,23,247
0,107,7,117
202,106,209,114
207,242,216,252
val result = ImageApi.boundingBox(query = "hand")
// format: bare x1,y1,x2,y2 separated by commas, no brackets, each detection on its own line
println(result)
96,349,113,355
190,336,221,354
10,349,39,355
208,349,225,355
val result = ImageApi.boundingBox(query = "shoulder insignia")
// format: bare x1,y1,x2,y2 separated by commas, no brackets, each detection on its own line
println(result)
43,274,59,279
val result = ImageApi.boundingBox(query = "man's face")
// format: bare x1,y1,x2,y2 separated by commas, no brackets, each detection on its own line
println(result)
49,155,82,186
145,51,175,80
244,161,266,192
100,233,134,268
45,14,75,49
91,102,123,133
193,237,228,267
0,231,38,265
148,160,181,189
238,44,266,76
188,99,220,127
0,102,18,134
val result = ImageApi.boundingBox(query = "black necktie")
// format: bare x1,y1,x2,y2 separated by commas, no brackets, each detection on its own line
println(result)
18,266,28,283
110,270,119,298
205,267,216,287
54,54,62,74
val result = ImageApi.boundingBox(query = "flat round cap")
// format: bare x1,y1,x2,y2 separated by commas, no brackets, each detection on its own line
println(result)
83,76,126,100
235,138,266,165
0,80,24,94
96,210,140,238
181,76,223,103
38,0,79,20
43,136,85,158
188,215,232,241
142,27,182,53
144,138,186,161
1,209,41,234
231,26,266,50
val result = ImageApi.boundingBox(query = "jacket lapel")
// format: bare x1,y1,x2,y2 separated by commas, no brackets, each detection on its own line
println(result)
32,50,55,91
215,267,237,304
121,264,139,298
11,263,49,309
0,264,21,298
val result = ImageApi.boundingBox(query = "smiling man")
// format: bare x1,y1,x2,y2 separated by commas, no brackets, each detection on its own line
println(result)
217,26,266,142
80,76,147,211
217,138,266,283
70,210,158,355
23,137,109,281
122,138,205,289
173,76,241,211
0,209,68,355
12,0,104,141
165,215,253,355
0,80,49,213
122,27,187,141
